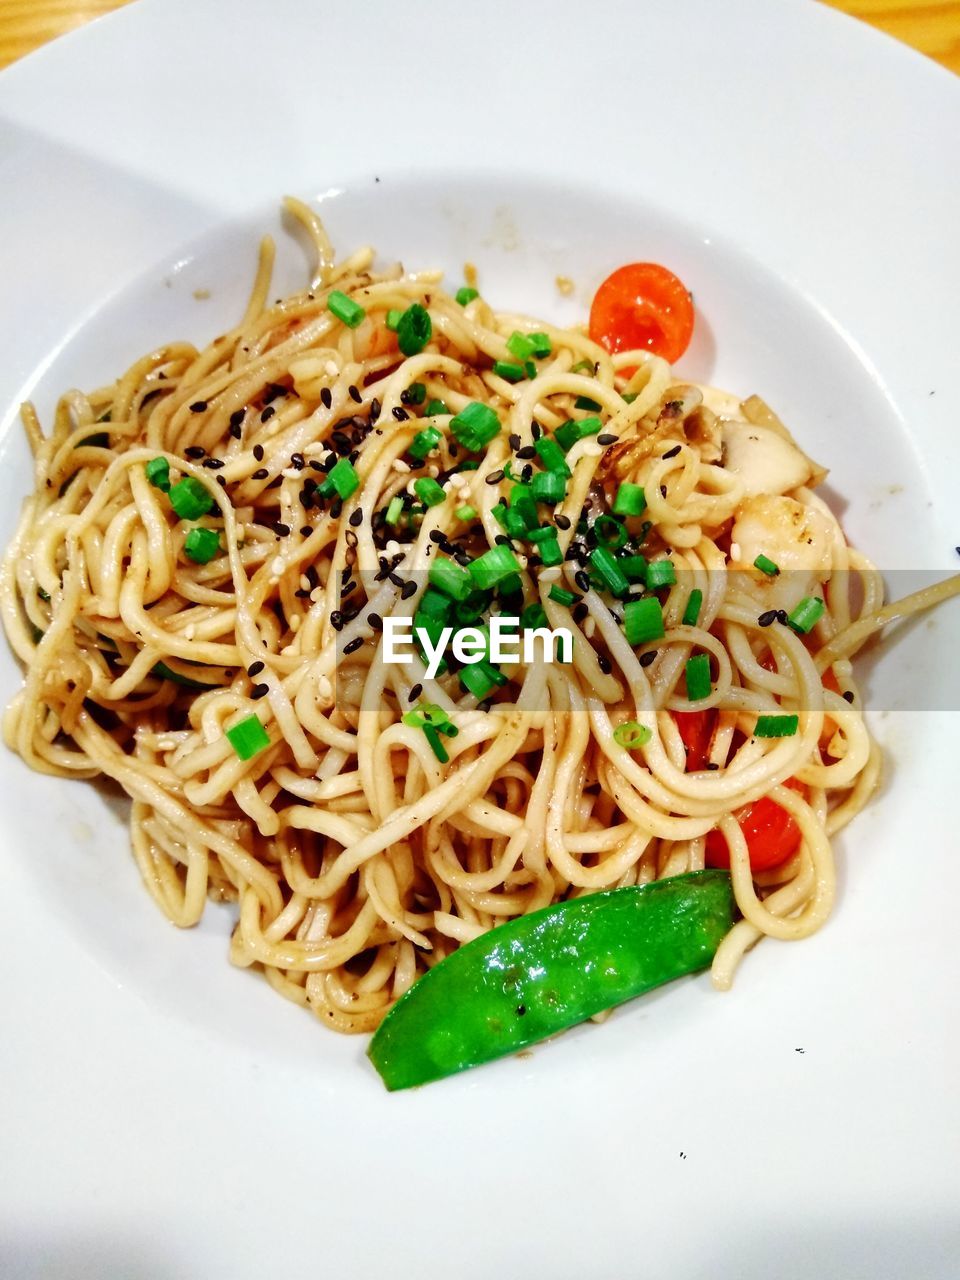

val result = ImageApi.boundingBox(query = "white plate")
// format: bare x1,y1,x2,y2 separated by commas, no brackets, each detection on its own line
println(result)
1,2,958,1277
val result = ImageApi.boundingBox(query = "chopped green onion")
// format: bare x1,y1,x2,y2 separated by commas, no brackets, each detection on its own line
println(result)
682,588,703,627
613,721,653,750
385,495,404,525
318,457,359,500
413,612,447,659
492,360,527,383
623,597,665,645
409,426,442,459
402,703,453,730
549,586,578,606
183,527,221,564
497,573,523,600
509,483,537,530
414,477,446,508
531,470,566,504
327,290,365,329
418,589,452,620
455,286,479,306
506,331,536,360
504,508,529,539
450,401,501,451
422,724,450,762
646,559,676,590
570,359,594,375
537,534,563,567
460,659,508,700
594,515,627,550
788,596,826,634
429,556,473,601
425,399,449,416
754,714,800,738
525,525,556,544
590,546,629,597
226,713,270,761
685,653,712,702
145,456,171,492
169,476,215,520
404,382,427,405
455,504,477,521
527,332,551,358
574,395,601,411
622,391,639,404
619,555,648,583
397,303,432,357
385,308,402,331
468,544,520,590
491,501,510,531
612,482,646,517
534,437,571,476
521,603,548,629
524,361,537,380
554,416,602,452
754,554,780,577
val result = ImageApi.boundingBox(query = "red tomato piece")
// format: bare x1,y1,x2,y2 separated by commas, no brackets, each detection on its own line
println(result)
705,779,806,874
589,263,695,366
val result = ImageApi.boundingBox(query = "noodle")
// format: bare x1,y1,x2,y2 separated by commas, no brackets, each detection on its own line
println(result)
3,200,959,1039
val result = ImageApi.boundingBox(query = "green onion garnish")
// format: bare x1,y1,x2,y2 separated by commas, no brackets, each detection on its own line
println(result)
145,457,171,492
385,308,402,331
414,477,446,508
422,724,450,762
534,437,571,476
531,470,566,504
685,653,712,702
425,399,449,416
327,290,366,329
537,534,563,567
385,495,404,525
590,546,629,597
450,401,501,451
754,554,780,577
318,457,359,500
183,527,221,564
594,515,627,550
569,359,594,374
397,303,432,357
404,382,427,405
554,416,602,452
455,504,477,521
612,483,646,517
646,559,676,590
509,484,537,530
574,395,601,411
409,426,442,459
521,603,548,629
623,597,665,645
754,714,800,738
468,544,520,590
401,703,453,730
527,332,551,358
169,477,215,520
460,659,507,700
455,286,479,306
682,588,703,627
506,331,536,360
788,597,826,633
613,721,652,749
418,589,452,620
622,391,639,404
429,556,473,601
492,360,527,383
620,555,648,583
548,586,577,606
226,713,270,761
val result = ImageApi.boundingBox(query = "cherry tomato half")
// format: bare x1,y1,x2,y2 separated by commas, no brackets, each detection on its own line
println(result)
705,779,806,874
589,262,695,366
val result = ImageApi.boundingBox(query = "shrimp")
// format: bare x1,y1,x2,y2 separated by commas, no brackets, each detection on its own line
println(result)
730,493,834,614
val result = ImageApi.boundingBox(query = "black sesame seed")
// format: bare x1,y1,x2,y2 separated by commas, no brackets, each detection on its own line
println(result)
662,444,681,459
330,497,342,516
429,530,445,544
309,459,324,472
229,409,245,429
251,683,269,699
252,444,264,461
273,523,291,538
305,565,319,587
321,454,337,473
184,445,206,458
572,602,589,623
531,423,543,440
516,445,536,460
454,552,472,567
400,580,418,599
290,452,305,470
574,570,591,592
202,457,225,469
300,525,312,537
758,610,778,627
261,406,276,423
660,484,668,498
348,385,362,404
330,611,344,631
555,513,571,530
341,580,357,597
843,690,855,703
408,683,423,702
597,433,617,446
343,636,363,654
368,613,383,631
639,650,657,667
348,509,363,527
392,406,409,422
189,401,207,413
320,387,333,410
344,529,358,548
706,762,720,771
216,476,227,488
776,609,789,624
247,661,265,676
369,398,381,423
520,465,533,482
252,467,269,480
494,535,512,547
486,469,504,485
267,475,283,490
388,571,405,588
597,652,612,674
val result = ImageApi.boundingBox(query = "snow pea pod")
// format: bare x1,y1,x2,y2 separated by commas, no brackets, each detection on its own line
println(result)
368,869,735,1090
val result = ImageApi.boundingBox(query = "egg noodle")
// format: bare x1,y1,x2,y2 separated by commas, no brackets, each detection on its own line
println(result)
3,198,958,1035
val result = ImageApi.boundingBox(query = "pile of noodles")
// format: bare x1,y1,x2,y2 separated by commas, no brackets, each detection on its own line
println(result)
4,198,958,1033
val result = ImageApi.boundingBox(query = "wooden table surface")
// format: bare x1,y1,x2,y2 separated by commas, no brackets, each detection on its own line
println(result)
0,0,958,74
